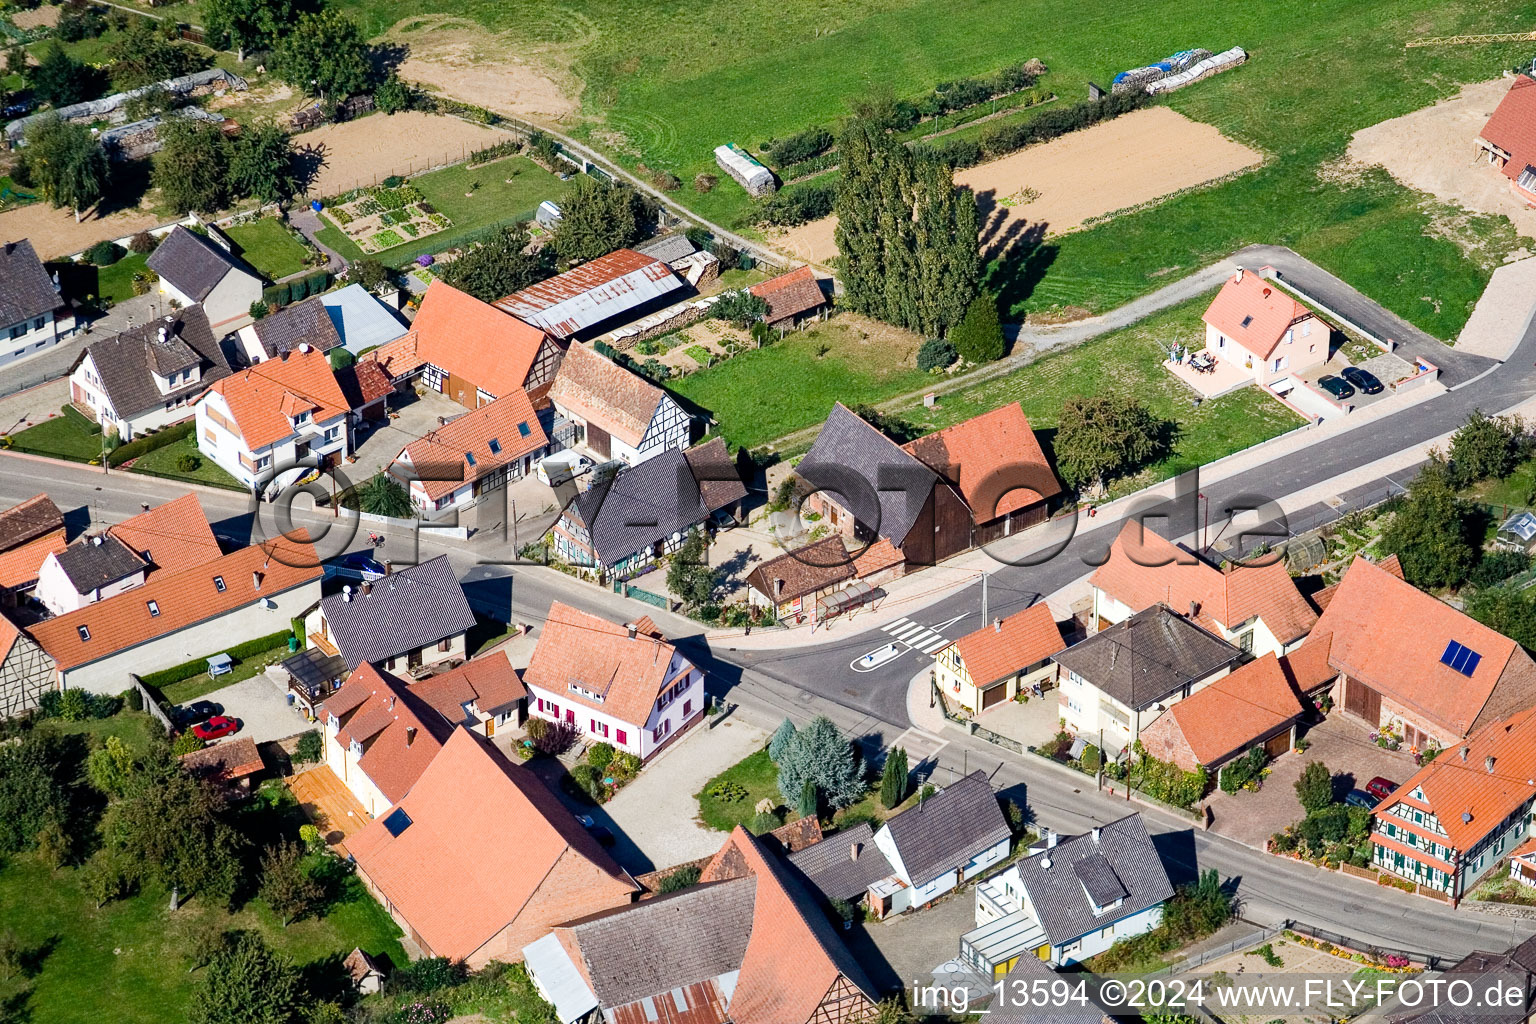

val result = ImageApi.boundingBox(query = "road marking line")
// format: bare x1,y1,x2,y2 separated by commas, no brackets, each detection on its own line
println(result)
917,637,950,654
881,618,912,634
892,624,927,642
905,629,940,646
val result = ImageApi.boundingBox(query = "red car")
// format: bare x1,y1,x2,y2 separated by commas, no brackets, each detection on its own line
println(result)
1365,776,1398,802
192,715,239,741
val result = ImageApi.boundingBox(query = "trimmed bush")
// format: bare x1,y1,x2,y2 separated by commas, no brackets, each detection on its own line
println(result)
128,230,158,254
174,452,201,473
85,240,125,266
106,419,195,466
61,403,102,435
917,338,957,371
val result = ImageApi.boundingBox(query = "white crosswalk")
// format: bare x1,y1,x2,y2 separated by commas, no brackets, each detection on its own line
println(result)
880,618,953,653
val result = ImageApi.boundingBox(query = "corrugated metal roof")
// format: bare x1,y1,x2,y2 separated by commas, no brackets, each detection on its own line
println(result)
494,250,685,339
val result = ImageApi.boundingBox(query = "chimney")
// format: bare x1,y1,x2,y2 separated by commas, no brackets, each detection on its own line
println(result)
405,725,417,747
1461,746,1470,762
252,571,263,590
1188,600,1199,618
1092,826,1102,844
384,561,393,576
626,622,638,640
1234,266,1244,283
438,417,447,427
1487,755,1497,774
4,241,12,255
1046,830,1058,849
362,581,372,596
994,618,1002,633
849,842,861,862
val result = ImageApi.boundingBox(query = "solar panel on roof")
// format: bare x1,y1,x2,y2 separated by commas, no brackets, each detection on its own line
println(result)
381,807,412,837
1440,640,1482,677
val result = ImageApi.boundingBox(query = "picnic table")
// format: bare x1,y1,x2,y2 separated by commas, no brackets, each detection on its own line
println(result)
207,653,233,677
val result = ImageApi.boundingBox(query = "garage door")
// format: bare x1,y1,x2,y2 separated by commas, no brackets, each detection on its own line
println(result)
1343,677,1381,723
587,423,611,459
980,682,1007,710
1263,730,1291,758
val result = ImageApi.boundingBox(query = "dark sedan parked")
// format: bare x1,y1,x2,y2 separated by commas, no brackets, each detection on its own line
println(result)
1316,375,1356,401
1341,366,1384,395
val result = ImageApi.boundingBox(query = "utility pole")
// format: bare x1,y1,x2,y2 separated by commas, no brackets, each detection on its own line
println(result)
980,571,988,625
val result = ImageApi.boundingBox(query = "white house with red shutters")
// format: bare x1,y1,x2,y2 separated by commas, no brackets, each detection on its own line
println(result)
521,602,704,759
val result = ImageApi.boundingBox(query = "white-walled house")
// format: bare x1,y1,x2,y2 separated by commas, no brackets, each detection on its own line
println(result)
147,226,263,329
1200,267,1329,386
389,392,548,515
195,346,350,492
316,661,452,817
961,814,1172,973
866,771,1012,918
1089,521,1317,659
934,603,1067,715
546,342,690,466
27,537,322,694
522,603,704,759
305,555,476,674
69,307,232,440
0,238,73,368
1055,605,1242,755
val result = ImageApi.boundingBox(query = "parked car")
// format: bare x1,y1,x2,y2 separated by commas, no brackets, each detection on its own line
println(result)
1365,776,1399,802
575,815,616,847
192,715,240,741
1316,375,1356,401
1344,789,1377,810
339,551,387,580
1340,366,1384,395
175,700,223,728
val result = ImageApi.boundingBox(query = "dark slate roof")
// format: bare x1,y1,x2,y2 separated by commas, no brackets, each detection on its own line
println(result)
633,233,698,264
55,534,145,593
1015,813,1173,948
319,555,477,669
0,239,59,326
787,821,894,901
575,447,710,567
562,877,756,1008
1072,853,1128,905
76,306,231,418
0,494,63,552
797,403,936,546
988,957,1113,1024
880,770,1010,887
1387,936,1536,1024
1052,604,1241,711
146,226,253,300
250,296,343,357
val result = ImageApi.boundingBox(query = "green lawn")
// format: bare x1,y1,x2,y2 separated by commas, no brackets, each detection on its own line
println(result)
669,318,930,450
6,413,107,462
37,711,165,755
696,747,780,831
899,294,1306,493
223,219,311,281
94,253,152,304
0,770,404,1024
127,436,243,490
1467,455,1536,511
313,155,571,266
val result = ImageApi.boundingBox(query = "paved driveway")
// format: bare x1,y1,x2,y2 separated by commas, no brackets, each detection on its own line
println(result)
192,674,308,745
1205,714,1419,849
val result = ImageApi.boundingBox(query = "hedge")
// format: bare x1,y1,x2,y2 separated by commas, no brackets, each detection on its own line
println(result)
107,419,196,466
138,629,295,690
61,403,101,435
757,180,836,227
978,89,1149,161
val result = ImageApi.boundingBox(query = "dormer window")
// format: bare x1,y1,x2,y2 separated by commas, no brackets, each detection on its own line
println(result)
295,411,309,424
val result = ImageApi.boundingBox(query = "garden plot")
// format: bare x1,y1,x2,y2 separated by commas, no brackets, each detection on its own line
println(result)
1192,934,1417,1024
326,181,452,253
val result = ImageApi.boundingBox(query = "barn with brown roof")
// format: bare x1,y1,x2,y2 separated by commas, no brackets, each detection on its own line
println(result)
546,342,690,465
748,265,827,328
1138,652,1306,773
349,727,638,969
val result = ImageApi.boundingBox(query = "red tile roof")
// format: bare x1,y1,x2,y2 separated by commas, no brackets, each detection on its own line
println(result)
748,266,825,324
363,332,421,380
1141,653,1304,770
945,602,1066,689
1278,636,1336,692
409,650,527,723
1373,706,1536,853
29,535,321,671
524,602,693,729
0,531,66,589
1480,75,1536,187
1312,556,1530,738
745,536,855,605
902,403,1060,520
409,281,552,400
180,735,264,780
546,342,665,448
394,392,548,501
203,348,349,451
106,493,221,578
1090,522,1317,643
852,537,904,578
1202,269,1317,359
348,727,637,962
318,663,452,804
335,358,394,410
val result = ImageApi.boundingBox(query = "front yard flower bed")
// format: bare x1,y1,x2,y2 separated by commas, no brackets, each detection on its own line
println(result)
328,181,453,254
